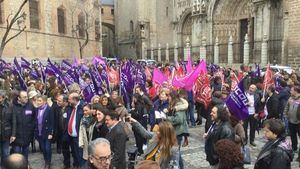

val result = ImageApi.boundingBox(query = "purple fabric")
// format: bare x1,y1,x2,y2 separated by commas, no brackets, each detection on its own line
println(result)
172,60,207,90
12,58,27,90
30,68,41,80
37,104,47,136
186,54,193,74
61,60,72,71
21,57,31,70
79,77,96,102
92,56,106,65
89,69,104,95
225,79,249,120
254,64,261,77
153,68,168,85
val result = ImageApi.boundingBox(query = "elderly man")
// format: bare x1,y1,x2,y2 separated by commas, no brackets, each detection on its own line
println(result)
82,138,112,169
3,153,29,169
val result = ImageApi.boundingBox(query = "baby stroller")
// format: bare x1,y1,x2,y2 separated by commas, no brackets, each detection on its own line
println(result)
127,146,138,169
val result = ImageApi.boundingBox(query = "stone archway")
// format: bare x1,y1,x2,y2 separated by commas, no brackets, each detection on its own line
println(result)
180,13,192,59
210,0,253,63
102,22,116,57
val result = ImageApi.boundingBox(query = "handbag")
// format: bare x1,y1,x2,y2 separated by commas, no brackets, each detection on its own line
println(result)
241,145,251,164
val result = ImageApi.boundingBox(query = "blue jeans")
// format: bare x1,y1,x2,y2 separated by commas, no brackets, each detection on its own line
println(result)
0,140,10,165
177,136,184,169
12,145,29,160
186,102,196,126
38,136,52,163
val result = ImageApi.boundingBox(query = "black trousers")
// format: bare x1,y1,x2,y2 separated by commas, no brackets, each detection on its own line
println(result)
288,122,300,152
243,114,257,143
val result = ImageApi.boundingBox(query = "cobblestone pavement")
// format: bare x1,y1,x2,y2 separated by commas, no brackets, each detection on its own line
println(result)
29,124,299,169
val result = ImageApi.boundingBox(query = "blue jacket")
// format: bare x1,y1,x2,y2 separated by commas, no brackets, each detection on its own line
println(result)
35,106,54,139
65,101,84,138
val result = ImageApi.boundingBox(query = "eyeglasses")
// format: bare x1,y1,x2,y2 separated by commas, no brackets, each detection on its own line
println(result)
92,153,113,163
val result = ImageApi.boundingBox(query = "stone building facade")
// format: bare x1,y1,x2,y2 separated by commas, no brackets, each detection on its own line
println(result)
115,0,300,68
101,0,116,57
0,0,102,61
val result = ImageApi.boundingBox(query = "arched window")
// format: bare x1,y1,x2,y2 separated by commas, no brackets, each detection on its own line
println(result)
78,12,85,37
95,19,101,41
57,7,66,34
130,20,134,33
29,0,39,29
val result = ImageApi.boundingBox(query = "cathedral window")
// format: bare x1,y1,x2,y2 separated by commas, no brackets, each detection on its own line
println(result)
95,19,101,41
130,20,134,33
166,7,169,16
78,12,85,37
111,8,114,15
29,0,40,29
57,7,66,34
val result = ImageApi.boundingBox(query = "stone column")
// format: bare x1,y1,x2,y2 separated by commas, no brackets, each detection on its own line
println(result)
158,43,161,62
174,42,178,63
243,34,249,65
150,44,154,60
184,37,191,61
214,37,219,64
200,36,207,61
141,42,145,59
165,43,169,62
261,34,268,66
228,35,233,64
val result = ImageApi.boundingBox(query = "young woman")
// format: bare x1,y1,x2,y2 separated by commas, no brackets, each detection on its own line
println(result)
79,104,109,160
167,91,189,169
254,119,293,169
130,118,179,169
99,94,116,111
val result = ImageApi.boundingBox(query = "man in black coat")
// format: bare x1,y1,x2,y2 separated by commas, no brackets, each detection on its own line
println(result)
11,91,37,161
0,90,15,165
265,85,280,119
105,111,127,169
204,105,234,167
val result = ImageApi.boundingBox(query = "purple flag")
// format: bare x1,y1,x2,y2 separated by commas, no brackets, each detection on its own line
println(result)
186,53,193,74
134,63,146,91
79,77,97,102
92,56,106,65
21,57,31,70
12,58,27,90
89,68,104,95
30,68,41,80
253,64,261,78
225,79,249,120
61,60,73,71
172,60,207,90
152,68,168,85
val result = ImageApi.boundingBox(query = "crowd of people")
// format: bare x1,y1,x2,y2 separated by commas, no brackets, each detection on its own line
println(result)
0,57,300,169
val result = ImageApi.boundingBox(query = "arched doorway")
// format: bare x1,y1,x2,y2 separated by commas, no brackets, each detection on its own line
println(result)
211,0,254,63
181,14,192,60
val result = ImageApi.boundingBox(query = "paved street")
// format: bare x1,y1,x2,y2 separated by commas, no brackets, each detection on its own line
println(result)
28,123,299,169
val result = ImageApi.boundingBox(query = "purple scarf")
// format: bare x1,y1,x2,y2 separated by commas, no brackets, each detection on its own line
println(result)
37,104,47,136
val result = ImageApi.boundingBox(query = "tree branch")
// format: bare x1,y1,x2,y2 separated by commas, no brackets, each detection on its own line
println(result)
4,26,26,46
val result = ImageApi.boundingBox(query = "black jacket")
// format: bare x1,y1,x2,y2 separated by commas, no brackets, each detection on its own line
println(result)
106,122,127,169
205,121,235,165
254,137,293,169
266,93,279,119
35,106,54,139
0,100,14,141
12,100,37,146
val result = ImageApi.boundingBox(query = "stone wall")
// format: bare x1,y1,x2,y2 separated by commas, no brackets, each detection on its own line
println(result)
0,0,102,61
285,0,300,68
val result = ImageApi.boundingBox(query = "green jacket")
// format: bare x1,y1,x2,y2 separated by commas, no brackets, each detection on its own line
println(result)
167,98,189,136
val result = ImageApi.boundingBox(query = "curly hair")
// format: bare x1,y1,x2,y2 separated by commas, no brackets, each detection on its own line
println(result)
215,139,243,169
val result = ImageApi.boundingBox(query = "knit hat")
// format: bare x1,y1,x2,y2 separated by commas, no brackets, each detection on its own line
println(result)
28,90,38,99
